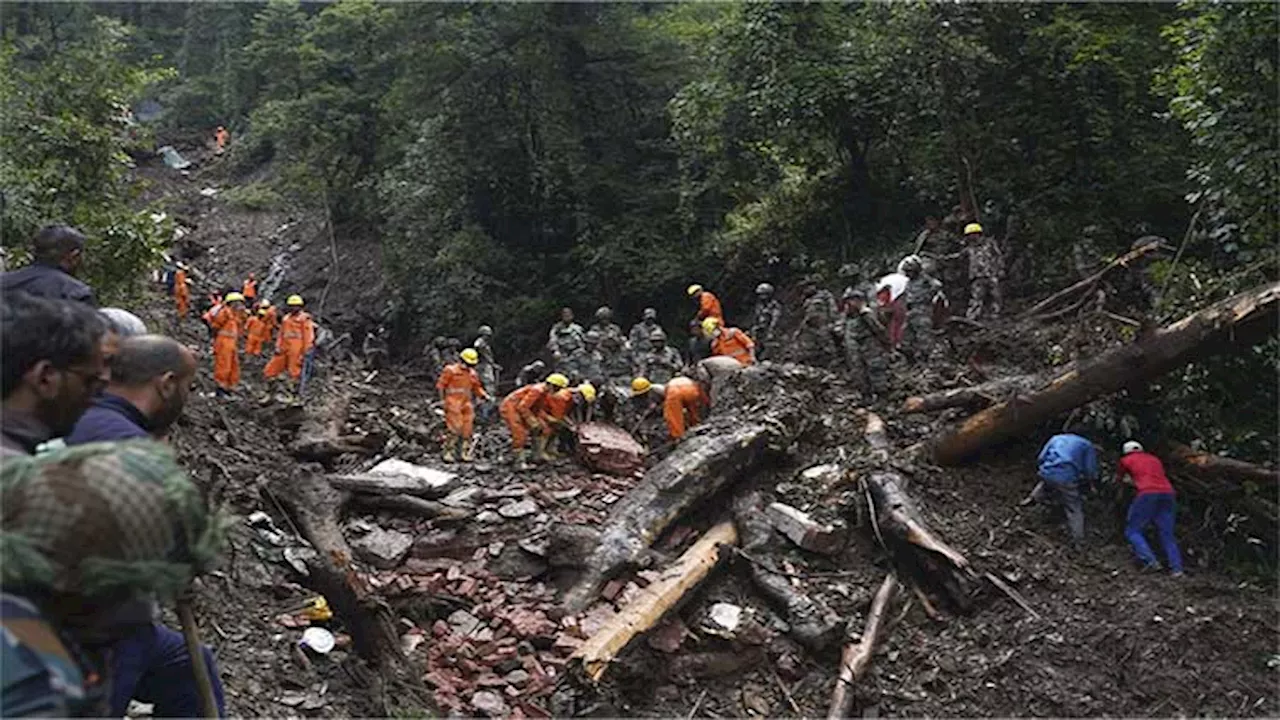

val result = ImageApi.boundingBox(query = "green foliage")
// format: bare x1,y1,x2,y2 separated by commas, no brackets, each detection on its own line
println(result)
222,181,285,211
0,15,171,303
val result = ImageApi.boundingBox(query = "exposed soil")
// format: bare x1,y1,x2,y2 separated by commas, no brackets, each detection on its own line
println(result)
131,150,1278,718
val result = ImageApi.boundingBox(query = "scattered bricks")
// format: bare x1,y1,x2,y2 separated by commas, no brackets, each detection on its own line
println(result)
475,674,508,688
551,633,582,652
495,657,523,674
766,501,846,555
424,670,459,694
446,565,463,581
456,577,479,597
505,685,523,698
600,578,626,601
432,619,450,638
506,609,556,638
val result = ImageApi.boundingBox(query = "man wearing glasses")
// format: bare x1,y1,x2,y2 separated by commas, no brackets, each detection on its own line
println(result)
0,292,109,458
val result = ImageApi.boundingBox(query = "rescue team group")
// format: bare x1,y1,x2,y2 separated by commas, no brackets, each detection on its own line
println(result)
0,223,1184,717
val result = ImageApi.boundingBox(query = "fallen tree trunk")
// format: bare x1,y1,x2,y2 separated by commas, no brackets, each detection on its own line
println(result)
732,492,842,652
562,417,789,611
1019,242,1164,319
934,281,1280,465
827,574,898,720
291,391,385,462
571,521,737,682
268,472,410,678
903,374,1041,414
1167,442,1278,486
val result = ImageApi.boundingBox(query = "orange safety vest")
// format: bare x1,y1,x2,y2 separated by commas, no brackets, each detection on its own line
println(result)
712,327,755,366
697,292,724,323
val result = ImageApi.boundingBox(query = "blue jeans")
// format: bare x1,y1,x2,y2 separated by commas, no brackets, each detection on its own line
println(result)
1125,493,1183,573
109,623,225,718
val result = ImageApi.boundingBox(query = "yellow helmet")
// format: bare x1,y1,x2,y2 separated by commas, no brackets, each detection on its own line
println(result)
578,382,597,403
546,373,570,388
460,348,480,365
631,377,652,396
701,316,721,336
286,295,304,306
224,292,245,303
687,284,703,297
964,223,984,236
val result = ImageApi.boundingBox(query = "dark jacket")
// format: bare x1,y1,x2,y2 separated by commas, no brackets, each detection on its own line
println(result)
0,263,95,305
0,411,52,459
65,394,150,445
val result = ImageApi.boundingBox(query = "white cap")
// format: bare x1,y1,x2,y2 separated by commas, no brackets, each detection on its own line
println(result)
1122,441,1143,455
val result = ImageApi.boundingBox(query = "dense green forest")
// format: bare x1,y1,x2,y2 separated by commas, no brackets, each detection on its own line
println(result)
1,1,1276,455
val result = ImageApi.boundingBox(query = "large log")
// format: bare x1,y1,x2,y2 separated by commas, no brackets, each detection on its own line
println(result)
290,391,385,463
571,521,737,682
902,374,1041,414
1167,442,1279,486
934,281,1280,465
561,420,777,611
827,574,898,720
1019,241,1164,319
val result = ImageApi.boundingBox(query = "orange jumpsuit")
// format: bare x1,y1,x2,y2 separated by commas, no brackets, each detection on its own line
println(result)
174,269,190,318
711,327,756,366
436,363,488,438
242,277,257,304
663,376,708,440
205,305,242,390
265,311,316,380
215,127,229,151
500,383,551,449
543,388,575,429
696,291,724,323
245,314,269,356
261,306,279,340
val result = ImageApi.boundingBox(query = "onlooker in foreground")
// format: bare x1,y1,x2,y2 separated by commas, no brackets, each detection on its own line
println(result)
0,225,96,305
66,335,198,445
1116,441,1184,576
0,293,108,458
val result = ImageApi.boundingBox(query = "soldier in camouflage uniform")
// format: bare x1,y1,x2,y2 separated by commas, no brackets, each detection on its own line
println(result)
571,329,607,386
547,307,585,377
898,255,944,361
637,328,684,384
750,282,783,360
473,325,500,396
423,335,449,379
793,277,839,365
841,288,890,399
628,307,661,352
589,307,630,382
961,223,1002,320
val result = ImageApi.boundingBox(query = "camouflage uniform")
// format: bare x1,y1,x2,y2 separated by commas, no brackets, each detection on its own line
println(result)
638,344,684,384
473,335,499,395
547,321,585,376
590,321,629,381
573,333,607,385
423,338,447,379
750,297,783,359
901,273,943,360
628,320,661,352
843,306,890,398
795,288,839,364
964,235,1002,320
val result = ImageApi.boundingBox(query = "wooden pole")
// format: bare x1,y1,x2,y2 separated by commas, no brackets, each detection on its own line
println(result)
827,574,899,720
176,597,219,719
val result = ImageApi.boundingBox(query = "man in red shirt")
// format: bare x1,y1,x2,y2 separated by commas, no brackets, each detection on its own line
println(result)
1115,441,1183,576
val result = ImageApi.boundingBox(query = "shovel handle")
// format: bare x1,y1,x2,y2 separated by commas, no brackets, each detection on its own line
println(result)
176,598,220,718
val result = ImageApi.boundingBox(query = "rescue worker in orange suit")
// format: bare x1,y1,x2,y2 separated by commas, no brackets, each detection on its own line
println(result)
544,381,597,456
203,291,245,397
687,284,724,325
244,301,272,357
500,373,570,469
264,295,316,394
214,125,229,153
631,374,709,440
173,263,190,319
242,272,257,305
436,348,491,462
259,299,279,341
702,316,756,366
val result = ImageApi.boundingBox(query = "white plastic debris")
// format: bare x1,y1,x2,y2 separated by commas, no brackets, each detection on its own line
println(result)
300,627,335,654
708,602,743,632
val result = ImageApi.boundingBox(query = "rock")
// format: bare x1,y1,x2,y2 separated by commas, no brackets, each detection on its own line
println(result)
799,463,842,485
476,510,501,524
766,502,846,555
575,422,646,476
442,487,483,508
498,499,538,519
646,617,687,653
351,527,413,569
708,602,743,632
448,609,482,637
504,669,530,686
489,544,547,580
470,690,509,717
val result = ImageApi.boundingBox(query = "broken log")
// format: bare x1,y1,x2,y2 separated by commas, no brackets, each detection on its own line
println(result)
827,574,899,720
562,417,786,611
1167,442,1278,486
732,492,842,651
934,281,1280,465
903,374,1041,414
348,493,471,521
290,391,385,462
571,521,737,681
1019,241,1164,319
575,421,646,476
267,471,409,676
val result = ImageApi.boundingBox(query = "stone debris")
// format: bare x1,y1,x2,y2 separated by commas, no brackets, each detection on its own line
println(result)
350,527,413,569
470,690,510,717
708,602,743,632
766,501,846,555
498,498,539,519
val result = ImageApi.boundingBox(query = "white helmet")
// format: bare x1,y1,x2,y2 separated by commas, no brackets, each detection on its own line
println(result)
1122,440,1143,455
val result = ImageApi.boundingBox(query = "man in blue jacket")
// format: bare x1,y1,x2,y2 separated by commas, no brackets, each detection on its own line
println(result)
0,225,96,305
1024,432,1099,547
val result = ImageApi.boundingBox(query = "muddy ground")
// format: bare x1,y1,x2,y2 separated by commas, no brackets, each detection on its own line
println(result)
128,149,1278,718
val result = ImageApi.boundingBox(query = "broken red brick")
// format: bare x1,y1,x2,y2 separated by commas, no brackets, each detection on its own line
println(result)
600,578,626,601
